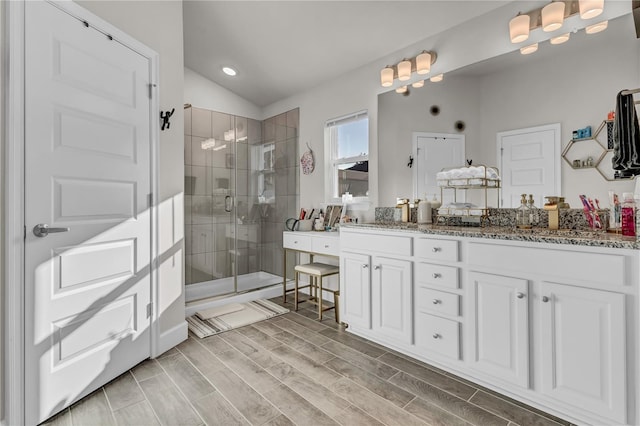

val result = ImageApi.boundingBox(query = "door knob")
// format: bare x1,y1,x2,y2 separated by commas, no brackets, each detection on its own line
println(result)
362,264,369,269
374,265,381,270
542,296,550,303
33,224,70,238
432,333,441,339
516,292,525,299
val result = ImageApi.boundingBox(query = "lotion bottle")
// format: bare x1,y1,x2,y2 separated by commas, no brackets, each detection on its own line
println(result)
417,197,432,224
621,192,636,237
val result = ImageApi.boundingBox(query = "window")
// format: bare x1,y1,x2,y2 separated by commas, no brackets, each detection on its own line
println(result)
325,111,369,202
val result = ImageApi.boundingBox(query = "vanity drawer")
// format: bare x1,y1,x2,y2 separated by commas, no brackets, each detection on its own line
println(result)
415,312,460,360
415,238,459,262
415,262,459,289
283,232,312,251
341,232,412,256
312,236,340,256
416,287,460,317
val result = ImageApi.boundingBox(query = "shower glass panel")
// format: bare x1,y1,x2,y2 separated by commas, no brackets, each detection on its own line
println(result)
184,106,298,302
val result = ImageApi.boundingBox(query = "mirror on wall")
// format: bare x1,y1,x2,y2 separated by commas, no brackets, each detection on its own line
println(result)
377,12,640,209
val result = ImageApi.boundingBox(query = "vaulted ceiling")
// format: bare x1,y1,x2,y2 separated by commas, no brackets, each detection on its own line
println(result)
183,1,509,107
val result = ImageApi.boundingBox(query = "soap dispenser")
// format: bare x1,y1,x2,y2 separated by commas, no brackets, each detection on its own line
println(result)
527,194,539,226
517,194,532,229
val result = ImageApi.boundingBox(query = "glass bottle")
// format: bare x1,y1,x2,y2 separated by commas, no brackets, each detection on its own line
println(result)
527,194,538,226
621,192,636,237
516,194,531,229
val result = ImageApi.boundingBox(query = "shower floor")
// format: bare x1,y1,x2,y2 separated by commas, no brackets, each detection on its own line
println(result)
185,271,283,302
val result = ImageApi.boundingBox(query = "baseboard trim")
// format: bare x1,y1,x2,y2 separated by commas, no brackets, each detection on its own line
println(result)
155,321,188,357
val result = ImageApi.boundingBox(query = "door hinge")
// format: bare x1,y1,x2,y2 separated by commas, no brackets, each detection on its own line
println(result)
147,193,153,208
148,83,155,99
147,303,153,318
24,225,27,240
500,147,504,156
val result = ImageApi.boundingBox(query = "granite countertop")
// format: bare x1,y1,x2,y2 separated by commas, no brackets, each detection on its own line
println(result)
341,222,640,250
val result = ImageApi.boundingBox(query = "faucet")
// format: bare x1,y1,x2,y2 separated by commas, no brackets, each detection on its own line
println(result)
396,198,410,222
543,196,560,230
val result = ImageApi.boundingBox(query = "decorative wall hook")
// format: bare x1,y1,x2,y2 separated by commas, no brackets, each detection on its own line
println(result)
466,159,473,166
408,155,414,168
160,108,175,131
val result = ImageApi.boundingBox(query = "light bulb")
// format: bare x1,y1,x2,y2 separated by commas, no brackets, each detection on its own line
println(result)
579,0,604,20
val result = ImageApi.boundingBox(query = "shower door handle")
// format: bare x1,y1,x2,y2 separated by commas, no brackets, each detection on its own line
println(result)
225,195,233,212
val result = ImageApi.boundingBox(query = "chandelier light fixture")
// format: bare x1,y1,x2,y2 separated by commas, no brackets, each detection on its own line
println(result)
520,43,539,55
412,80,425,88
585,20,608,34
430,74,444,83
379,50,437,88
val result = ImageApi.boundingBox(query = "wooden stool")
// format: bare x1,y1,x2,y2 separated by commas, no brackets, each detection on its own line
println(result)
294,262,340,323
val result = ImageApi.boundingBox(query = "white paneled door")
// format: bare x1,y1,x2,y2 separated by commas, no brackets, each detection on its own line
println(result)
413,133,465,203
24,2,153,423
498,124,561,208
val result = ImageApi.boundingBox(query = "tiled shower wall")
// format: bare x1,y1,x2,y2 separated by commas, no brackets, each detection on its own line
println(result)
184,106,298,287
260,110,299,279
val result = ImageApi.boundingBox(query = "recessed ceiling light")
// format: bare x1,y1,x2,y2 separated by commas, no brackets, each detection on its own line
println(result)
222,67,237,76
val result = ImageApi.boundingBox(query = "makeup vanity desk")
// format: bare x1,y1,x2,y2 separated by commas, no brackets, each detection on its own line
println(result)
282,231,340,301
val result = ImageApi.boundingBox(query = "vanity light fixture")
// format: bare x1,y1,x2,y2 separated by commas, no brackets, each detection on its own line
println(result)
397,60,412,81
416,52,432,75
509,13,530,43
542,1,565,32
378,50,437,88
380,67,394,87
520,43,539,55
395,85,408,94
430,73,444,83
579,0,604,20
222,66,237,76
412,80,425,88
550,32,570,44
585,20,608,34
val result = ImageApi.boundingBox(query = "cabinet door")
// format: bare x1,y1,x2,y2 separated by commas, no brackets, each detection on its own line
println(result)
340,252,371,329
371,257,413,344
469,272,529,388
540,282,626,424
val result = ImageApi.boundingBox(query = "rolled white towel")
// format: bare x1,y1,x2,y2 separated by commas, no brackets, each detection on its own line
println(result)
436,171,449,180
469,166,484,177
449,168,463,178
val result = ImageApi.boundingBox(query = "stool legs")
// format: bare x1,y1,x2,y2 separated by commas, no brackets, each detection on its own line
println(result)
318,276,323,321
334,290,340,324
294,270,299,311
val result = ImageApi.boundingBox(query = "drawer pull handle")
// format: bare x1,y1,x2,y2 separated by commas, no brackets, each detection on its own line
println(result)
294,241,298,244
516,292,525,299
432,273,442,279
432,247,442,252
362,264,369,269
432,333,441,339
432,299,441,305
542,296,550,303
324,244,329,248
374,265,381,270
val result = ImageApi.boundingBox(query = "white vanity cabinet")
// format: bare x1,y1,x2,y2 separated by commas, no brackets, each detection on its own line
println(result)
340,230,413,345
340,226,639,426
539,282,626,424
371,256,413,344
340,251,371,329
468,271,530,388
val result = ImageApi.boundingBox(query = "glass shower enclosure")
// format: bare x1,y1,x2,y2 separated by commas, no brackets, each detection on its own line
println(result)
184,106,299,302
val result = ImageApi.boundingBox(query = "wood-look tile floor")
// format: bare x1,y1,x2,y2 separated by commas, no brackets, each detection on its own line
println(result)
43,297,574,426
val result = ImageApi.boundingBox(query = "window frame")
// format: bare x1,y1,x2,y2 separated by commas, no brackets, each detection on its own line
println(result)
324,110,370,205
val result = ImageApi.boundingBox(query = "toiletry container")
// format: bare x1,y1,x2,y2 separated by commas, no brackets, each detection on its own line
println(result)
622,192,636,237
417,197,432,224
517,194,532,229
527,194,539,225
430,195,442,221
